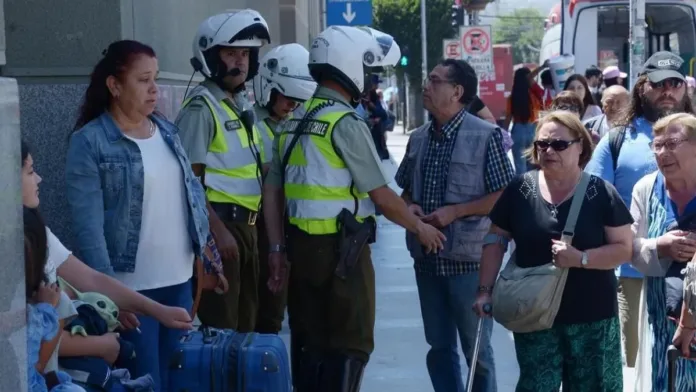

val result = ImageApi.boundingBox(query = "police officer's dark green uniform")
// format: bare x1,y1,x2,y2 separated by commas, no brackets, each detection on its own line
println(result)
251,43,317,334
175,10,270,332
253,105,288,334
263,26,445,392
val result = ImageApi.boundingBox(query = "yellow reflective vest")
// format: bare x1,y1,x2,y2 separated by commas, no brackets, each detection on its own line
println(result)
278,98,376,235
183,85,263,211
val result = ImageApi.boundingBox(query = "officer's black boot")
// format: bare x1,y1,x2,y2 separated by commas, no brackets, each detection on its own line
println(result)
318,353,366,392
295,347,323,392
290,334,302,390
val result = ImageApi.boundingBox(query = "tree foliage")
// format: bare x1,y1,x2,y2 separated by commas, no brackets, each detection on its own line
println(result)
492,8,545,65
373,0,456,86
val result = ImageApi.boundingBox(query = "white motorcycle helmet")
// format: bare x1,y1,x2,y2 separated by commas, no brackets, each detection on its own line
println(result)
308,26,401,100
253,43,317,110
191,9,271,82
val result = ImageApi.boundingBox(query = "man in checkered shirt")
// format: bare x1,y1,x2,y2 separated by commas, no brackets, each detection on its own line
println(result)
395,59,515,392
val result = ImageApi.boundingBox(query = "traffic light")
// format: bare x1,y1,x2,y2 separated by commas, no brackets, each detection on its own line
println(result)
451,4,464,29
400,45,409,67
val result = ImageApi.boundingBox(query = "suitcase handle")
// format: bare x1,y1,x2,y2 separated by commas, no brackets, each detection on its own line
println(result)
199,325,220,344
668,345,696,361
667,345,696,392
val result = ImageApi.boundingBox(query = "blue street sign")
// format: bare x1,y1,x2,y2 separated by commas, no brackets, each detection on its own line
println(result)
326,0,373,27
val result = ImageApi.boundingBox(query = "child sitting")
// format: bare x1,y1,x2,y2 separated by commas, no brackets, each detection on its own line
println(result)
24,207,85,392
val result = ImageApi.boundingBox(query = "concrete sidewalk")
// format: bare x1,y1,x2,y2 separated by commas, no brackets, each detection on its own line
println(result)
277,129,636,391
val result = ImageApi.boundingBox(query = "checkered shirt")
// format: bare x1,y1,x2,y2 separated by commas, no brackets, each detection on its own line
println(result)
395,109,515,276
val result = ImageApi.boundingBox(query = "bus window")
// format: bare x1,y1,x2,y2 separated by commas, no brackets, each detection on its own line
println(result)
574,3,695,76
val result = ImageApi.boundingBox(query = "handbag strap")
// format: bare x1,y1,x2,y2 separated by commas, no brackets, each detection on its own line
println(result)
191,257,204,319
560,172,591,245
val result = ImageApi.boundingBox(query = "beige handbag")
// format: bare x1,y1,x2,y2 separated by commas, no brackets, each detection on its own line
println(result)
492,172,590,333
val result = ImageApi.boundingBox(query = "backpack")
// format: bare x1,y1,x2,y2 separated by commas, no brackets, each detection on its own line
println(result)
606,125,629,171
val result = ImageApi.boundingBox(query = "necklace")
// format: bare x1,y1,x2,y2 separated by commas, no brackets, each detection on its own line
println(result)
549,203,559,219
544,172,582,220
147,119,155,136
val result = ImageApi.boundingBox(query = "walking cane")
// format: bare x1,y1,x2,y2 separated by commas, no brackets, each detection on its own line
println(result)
467,303,492,392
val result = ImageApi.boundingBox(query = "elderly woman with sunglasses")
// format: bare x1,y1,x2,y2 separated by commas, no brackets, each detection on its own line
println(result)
474,111,634,391
630,113,696,391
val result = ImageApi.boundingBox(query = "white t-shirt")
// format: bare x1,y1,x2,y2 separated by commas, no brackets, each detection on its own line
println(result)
582,104,603,121
45,227,71,284
115,125,194,291
43,227,77,372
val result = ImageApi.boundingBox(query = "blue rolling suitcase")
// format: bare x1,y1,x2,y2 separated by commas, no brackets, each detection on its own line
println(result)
168,327,291,391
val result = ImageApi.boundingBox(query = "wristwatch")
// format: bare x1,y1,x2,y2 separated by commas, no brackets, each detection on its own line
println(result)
269,244,286,253
477,285,494,294
580,252,588,267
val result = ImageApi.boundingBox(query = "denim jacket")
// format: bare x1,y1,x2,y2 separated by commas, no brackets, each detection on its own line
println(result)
65,112,209,275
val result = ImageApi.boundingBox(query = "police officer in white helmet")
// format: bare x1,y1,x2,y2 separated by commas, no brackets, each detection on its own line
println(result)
175,9,270,331
262,26,446,391
253,43,317,169
251,43,316,335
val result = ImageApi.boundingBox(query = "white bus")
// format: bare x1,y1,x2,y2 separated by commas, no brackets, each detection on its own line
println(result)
540,0,696,76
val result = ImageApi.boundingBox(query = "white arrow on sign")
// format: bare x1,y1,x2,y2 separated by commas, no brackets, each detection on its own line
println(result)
342,3,356,23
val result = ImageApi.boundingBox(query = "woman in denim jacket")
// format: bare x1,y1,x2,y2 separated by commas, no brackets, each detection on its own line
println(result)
65,40,209,392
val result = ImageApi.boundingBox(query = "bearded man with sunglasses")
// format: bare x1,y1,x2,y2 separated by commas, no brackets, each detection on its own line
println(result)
395,59,515,392
585,51,696,369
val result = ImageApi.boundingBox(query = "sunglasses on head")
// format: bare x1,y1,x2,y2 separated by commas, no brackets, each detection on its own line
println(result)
533,138,580,152
554,105,581,113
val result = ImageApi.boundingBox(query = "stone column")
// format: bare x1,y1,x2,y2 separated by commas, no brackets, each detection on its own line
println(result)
0,1,28,389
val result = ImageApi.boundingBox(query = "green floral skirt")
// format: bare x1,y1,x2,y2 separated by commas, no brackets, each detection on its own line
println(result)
513,316,623,392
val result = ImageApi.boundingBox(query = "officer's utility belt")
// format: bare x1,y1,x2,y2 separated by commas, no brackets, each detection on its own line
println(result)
335,208,376,280
211,202,258,226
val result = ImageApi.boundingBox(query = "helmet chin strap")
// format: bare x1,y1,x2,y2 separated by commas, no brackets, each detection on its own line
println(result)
265,90,283,119
213,68,248,94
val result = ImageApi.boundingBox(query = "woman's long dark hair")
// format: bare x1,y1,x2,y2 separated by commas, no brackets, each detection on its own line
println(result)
511,67,532,123
24,207,48,299
74,40,156,130
21,139,29,167
564,74,596,117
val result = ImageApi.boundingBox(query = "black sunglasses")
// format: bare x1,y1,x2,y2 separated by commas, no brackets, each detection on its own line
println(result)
534,138,580,152
651,78,685,90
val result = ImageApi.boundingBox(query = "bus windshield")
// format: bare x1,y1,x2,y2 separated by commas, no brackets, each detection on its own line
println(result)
572,3,696,75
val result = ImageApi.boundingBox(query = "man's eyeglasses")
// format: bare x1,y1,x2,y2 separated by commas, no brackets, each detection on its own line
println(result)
649,137,689,152
650,78,685,90
423,76,455,88
534,138,580,152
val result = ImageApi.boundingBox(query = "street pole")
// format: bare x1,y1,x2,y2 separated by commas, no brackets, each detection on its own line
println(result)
629,0,646,90
421,0,428,124
468,10,481,96
405,78,411,132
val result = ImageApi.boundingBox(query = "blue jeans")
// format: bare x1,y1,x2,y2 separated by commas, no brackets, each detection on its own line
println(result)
511,122,536,175
416,272,497,392
120,280,192,392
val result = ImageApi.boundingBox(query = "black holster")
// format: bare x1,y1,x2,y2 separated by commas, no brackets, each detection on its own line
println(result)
335,208,376,280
